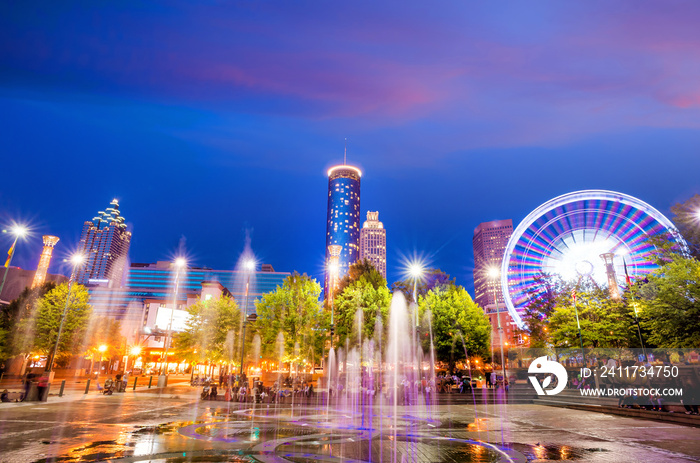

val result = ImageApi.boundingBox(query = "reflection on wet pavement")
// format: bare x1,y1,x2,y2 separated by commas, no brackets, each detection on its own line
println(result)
1,393,698,462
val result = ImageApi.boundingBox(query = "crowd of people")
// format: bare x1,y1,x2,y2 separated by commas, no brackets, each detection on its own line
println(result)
194,374,315,403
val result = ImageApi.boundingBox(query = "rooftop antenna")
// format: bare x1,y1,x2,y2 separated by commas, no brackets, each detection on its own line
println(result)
344,138,347,165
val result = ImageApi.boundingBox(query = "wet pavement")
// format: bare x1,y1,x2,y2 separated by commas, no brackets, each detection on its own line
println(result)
1,386,699,462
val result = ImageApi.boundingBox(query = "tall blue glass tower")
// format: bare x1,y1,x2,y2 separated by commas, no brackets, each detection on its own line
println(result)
325,164,362,296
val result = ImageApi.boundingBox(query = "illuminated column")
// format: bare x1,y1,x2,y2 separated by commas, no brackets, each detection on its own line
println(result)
599,252,621,300
31,235,60,289
327,245,342,305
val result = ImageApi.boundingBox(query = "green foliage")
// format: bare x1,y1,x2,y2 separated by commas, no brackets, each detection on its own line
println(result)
519,274,560,348
336,259,386,296
670,194,700,258
0,282,55,360
391,269,455,302
418,285,491,365
31,283,92,362
548,281,638,349
254,273,328,365
636,253,700,347
335,277,391,348
173,295,242,364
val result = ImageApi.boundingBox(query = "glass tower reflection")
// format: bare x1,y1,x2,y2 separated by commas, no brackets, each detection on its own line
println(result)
325,165,361,295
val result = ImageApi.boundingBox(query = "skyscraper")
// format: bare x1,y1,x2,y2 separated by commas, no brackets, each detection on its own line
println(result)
472,219,515,349
360,211,387,279
75,199,131,287
325,164,361,296
31,235,60,288
472,219,513,310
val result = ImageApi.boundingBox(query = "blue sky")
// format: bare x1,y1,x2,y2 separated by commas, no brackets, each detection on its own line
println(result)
2,1,700,290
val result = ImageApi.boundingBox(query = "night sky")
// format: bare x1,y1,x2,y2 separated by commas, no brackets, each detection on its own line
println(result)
2,1,700,292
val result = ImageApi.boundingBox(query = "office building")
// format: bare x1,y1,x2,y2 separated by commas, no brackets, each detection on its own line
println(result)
31,235,60,289
360,211,387,279
75,199,132,287
87,261,291,322
472,219,516,348
325,164,361,295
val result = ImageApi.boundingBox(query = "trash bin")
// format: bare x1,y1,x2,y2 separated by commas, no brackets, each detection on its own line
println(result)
24,381,49,401
117,381,125,392
157,375,168,388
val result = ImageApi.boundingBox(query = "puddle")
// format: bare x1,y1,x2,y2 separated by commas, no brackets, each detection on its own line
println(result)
510,442,610,461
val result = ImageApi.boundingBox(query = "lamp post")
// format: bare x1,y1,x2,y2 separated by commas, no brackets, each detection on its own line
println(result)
45,253,85,374
161,257,186,375
239,259,255,376
488,268,507,386
0,225,28,300
327,245,342,349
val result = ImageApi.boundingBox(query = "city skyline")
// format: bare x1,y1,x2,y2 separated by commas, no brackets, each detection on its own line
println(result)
2,2,700,292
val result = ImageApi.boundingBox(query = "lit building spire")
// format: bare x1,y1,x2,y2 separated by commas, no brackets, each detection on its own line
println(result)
31,235,60,288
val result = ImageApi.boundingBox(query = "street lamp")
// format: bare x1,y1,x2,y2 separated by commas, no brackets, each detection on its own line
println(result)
239,259,255,376
45,253,85,374
409,262,425,304
487,267,507,387
161,257,186,375
0,225,28,299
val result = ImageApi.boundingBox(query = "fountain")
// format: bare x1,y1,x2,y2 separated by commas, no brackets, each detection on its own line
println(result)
171,291,526,462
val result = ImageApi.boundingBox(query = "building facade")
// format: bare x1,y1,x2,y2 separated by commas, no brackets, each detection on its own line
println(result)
472,219,516,349
359,211,387,279
87,261,290,322
75,199,131,287
325,164,361,294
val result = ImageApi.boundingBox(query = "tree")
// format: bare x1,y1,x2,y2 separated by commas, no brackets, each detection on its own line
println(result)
391,269,455,303
31,283,92,366
418,285,491,367
670,194,700,258
519,274,560,348
548,280,638,349
336,259,386,295
254,273,329,366
334,277,391,348
635,253,700,347
0,282,55,360
173,295,242,366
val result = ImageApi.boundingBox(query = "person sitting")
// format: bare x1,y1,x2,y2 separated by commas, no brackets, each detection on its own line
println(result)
237,386,247,402
209,384,218,400
1,389,10,402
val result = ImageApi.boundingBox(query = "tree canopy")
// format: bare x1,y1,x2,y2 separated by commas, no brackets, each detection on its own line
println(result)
670,194,700,258
635,253,700,347
334,276,391,348
30,283,92,365
418,285,491,365
0,282,55,360
391,269,455,302
254,273,328,365
173,295,242,365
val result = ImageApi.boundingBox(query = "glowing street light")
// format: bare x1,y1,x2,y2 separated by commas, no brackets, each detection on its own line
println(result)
160,257,186,376
240,258,256,375
408,261,425,304
45,253,86,374
488,267,507,386
98,344,108,353
130,346,142,356
0,224,29,299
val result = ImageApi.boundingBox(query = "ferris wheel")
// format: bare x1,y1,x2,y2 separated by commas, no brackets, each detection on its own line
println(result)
502,190,686,329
